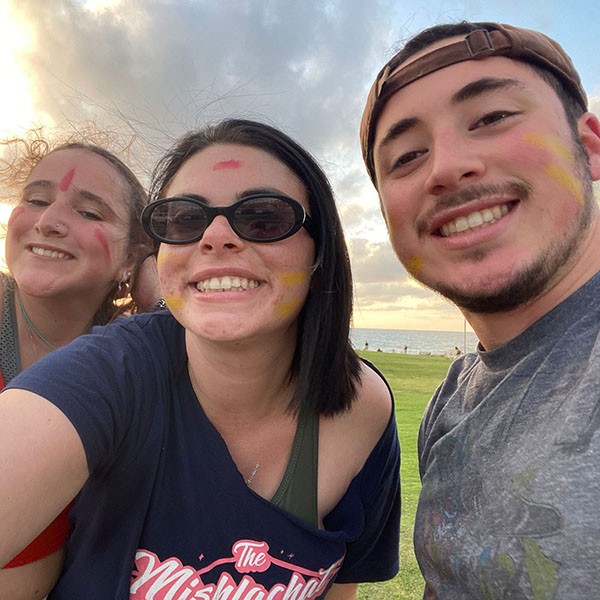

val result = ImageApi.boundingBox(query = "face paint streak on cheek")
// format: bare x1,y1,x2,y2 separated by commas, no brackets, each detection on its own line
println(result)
280,272,308,286
59,168,76,192
404,255,424,278
523,132,574,164
212,160,242,171
93,228,111,262
544,163,584,206
7,206,25,227
163,295,185,310
273,298,303,319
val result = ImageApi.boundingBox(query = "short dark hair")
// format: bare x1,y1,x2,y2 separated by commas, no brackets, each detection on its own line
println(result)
150,119,362,416
399,22,585,131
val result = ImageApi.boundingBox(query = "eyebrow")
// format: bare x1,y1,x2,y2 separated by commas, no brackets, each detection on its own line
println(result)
23,179,117,218
377,77,526,154
451,77,526,104
170,187,290,204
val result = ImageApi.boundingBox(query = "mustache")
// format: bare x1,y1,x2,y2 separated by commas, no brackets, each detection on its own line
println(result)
417,181,532,237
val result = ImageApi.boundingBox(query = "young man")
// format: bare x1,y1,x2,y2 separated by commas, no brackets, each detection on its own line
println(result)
360,22,600,598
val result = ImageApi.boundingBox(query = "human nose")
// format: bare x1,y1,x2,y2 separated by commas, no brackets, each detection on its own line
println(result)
34,202,69,237
424,132,486,196
198,214,245,253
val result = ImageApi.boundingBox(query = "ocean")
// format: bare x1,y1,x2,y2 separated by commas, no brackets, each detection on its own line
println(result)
350,327,480,356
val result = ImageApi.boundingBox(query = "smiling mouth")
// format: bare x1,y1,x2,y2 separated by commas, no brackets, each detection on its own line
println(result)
438,202,515,238
196,276,260,293
30,246,73,260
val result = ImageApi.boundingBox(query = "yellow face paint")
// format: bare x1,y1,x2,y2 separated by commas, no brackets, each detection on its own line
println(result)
157,252,170,268
404,255,424,278
523,132,574,164
273,299,303,319
280,272,308,286
544,163,584,205
163,295,185,310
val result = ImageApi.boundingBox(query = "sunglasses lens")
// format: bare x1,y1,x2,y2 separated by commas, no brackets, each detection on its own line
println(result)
235,197,298,240
150,200,208,242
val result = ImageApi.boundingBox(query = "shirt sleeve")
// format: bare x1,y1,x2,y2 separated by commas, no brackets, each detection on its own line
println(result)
4,314,175,474
334,402,401,583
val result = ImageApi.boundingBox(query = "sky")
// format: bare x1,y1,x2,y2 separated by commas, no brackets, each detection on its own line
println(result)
1,0,599,332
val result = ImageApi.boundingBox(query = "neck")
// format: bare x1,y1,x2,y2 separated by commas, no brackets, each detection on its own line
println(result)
185,328,298,428
464,217,600,351
16,287,101,368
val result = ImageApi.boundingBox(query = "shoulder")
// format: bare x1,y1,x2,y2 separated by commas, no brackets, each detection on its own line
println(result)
351,360,394,441
321,360,394,477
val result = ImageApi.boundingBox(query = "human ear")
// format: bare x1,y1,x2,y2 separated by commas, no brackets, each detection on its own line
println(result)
577,112,600,181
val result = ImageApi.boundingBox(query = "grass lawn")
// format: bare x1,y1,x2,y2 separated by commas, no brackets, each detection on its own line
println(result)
355,352,452,600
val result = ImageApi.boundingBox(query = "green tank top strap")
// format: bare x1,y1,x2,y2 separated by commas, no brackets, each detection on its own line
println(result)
270,402,319,528
0,272,21,385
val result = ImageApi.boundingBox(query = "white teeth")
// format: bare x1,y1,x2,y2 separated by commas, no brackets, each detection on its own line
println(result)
454,216,469,233
440,203,511,238
31,247,71,259
196,276,260,293
467,212,483,228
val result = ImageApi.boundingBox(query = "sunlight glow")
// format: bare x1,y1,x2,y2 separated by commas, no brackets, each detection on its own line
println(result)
0,4,38,138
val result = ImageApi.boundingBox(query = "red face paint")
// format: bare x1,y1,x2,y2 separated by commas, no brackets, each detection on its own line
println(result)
7,206,25,228
212,160,242,171
59,168,76,192
94,227,111,262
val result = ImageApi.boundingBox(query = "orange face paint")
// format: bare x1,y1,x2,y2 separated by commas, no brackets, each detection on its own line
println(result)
273,299,303,319
212,160,242,171
404,255,424,278
544,164,584,205
163,295,184,310
523,132,574,164
280,272,307,286
59,168,76,192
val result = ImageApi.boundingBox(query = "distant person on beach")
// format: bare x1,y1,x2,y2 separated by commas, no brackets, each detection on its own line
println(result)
454,346,462,357
360,21,600,598
0,119,400,598
0,130,156,597
364,341,369,350
403,344,407,354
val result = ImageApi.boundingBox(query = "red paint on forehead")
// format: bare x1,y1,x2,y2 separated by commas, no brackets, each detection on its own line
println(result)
7,206,25,227
212,160,242,171
93,227,111,263
59,168,76,192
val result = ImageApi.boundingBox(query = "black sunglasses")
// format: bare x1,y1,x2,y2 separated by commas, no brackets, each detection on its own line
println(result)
141,193,315,245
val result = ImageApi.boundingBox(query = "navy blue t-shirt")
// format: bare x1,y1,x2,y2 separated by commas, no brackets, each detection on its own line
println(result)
7,312,400,599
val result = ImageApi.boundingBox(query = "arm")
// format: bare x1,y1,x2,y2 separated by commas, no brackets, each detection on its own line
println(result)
0,549,64,599
0,389,88,566
325,582,358,599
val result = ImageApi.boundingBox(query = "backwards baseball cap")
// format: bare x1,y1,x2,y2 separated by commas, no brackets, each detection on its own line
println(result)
360,22,588,185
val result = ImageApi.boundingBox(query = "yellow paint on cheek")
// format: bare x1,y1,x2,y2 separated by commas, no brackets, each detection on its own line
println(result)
404,255,424,278
157,252,169,268
544,163,584,205
273,299,303,319
280,272,308,286
163,295,185,310
523,132,574,164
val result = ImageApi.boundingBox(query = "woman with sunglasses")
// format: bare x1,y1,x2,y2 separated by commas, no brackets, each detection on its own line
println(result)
0,119,399,599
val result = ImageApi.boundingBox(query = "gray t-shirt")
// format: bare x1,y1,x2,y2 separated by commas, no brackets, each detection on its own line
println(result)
416,271,600,599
